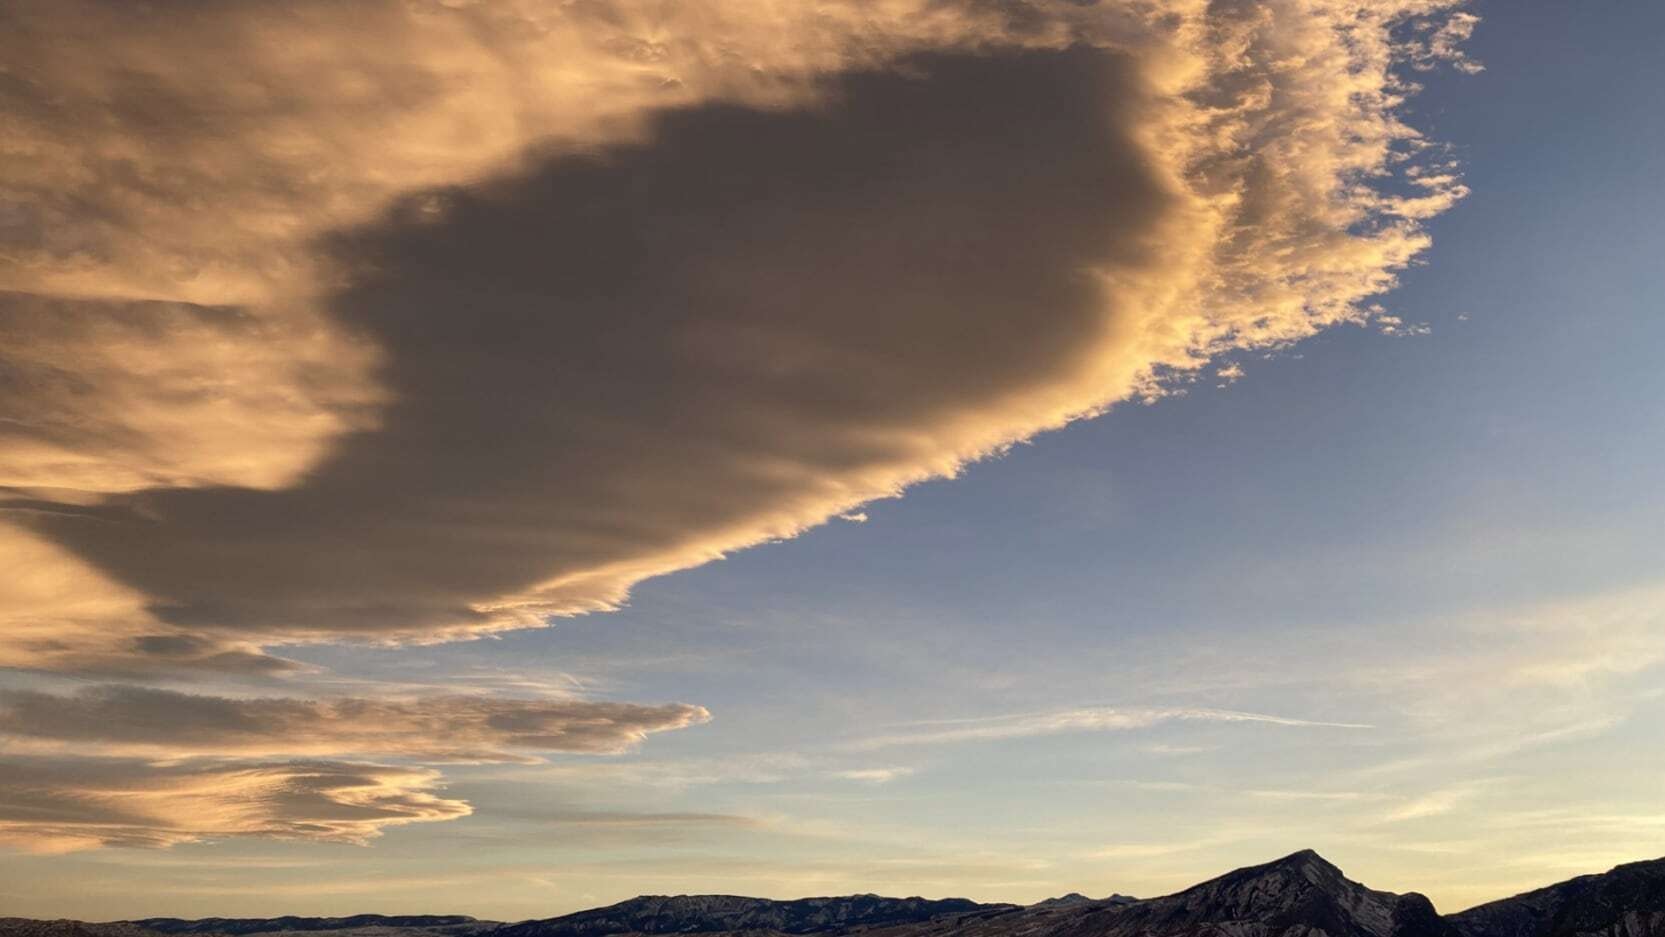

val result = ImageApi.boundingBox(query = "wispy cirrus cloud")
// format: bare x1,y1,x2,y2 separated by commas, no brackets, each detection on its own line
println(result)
1086,835,1245,861
852,706,1371,749
1378,781,1504,824
832,767,916,784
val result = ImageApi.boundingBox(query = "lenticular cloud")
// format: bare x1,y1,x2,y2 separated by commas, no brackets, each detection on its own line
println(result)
0,0,1476,675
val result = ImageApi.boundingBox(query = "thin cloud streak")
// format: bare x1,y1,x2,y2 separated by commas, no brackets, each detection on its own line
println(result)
832,767,916,784
851,706,1372,749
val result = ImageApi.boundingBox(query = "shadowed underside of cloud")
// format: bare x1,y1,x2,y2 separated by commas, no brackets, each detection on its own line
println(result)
0,685,710,761
13,47,1171,670
0,0,1474,675
0,757,471,853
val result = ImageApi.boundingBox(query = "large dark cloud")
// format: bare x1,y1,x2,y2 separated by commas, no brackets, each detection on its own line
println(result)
1,0,1477,676
13,48,1171,668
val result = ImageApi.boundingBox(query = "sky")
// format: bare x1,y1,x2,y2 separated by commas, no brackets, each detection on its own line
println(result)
1,0,1663,923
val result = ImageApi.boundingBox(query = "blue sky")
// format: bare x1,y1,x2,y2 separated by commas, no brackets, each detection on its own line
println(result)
2,0,1662,922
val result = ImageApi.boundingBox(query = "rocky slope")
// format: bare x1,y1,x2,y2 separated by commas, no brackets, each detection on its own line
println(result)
1448,858,1665,937
1084,849,1452,937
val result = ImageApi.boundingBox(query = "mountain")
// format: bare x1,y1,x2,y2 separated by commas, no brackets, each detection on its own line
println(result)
856,849,1452,937
0,920,499,937
0,923,158,937
493,895,1003,937
1448,857,1665,937
6,851,1664,937
1082,849,1451,937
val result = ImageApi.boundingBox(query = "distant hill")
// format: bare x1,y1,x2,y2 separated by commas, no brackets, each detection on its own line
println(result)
0,922,158,937
0,920,493,937
135,918,490,937
494,895,1004,937
1028,894,1135,910
6,851,1663,937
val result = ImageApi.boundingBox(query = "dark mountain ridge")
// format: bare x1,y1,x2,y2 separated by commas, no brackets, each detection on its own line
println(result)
1448,857,1665,937
1061,849,1453,937
136,918,488,936
7,850,1662,937
849,849,1450,937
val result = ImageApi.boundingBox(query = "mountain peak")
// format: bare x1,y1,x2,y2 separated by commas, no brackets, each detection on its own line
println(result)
1208,847,1350,894
1077,847,1448,937
1029,893,1092,909
1270,848,1340,872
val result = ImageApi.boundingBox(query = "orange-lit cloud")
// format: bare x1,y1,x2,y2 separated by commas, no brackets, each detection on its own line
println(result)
0,685,710,762
0,0,1475,675
0,758,471,853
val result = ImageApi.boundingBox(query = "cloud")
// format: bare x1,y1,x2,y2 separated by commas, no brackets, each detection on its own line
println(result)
463,806,766,847
0,685,712,851
0,0,1476,674
1085,828,1256,860
0,292,384,497
0,685,709,762
833,767,915,784
1379,782,1496,823
3,44,1166,668
852,706,1371,749
504,810,760,830
1325,582,1665,778
494,753,930,790
1245,789,1389,803
504,753,817,789
0,757,470,853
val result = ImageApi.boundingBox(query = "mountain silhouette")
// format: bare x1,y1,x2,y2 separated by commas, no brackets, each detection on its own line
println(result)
6,851,1663,937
